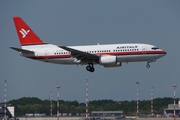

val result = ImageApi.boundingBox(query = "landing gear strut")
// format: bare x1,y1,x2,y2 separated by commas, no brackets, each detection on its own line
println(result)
146,60,156,68
146,59,157,68
146,62,150,68
86,63,95,72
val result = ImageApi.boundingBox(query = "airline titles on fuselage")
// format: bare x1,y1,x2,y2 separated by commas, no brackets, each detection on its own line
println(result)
116,45,138,49
54,45,140,55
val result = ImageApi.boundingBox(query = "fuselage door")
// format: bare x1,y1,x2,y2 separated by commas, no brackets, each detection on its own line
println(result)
142,46,147,54
44,50,49,59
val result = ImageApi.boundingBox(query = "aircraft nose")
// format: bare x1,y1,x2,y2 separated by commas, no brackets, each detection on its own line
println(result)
162,50,167,55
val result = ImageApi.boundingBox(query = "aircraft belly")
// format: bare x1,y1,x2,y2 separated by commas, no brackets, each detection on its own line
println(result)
116,54,164,62
38,58,77,64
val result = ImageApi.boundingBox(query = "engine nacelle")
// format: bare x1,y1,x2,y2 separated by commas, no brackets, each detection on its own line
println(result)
99,56,122,67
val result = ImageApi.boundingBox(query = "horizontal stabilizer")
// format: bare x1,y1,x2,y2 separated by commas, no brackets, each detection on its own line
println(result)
10,47,34,54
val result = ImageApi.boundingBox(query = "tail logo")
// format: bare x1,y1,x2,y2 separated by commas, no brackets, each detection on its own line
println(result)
19,28,30,38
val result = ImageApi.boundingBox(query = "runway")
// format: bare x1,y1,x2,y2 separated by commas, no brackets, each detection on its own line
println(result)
16,116,129,120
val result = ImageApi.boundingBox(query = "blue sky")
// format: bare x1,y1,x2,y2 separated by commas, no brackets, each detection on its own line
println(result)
0,0,180,103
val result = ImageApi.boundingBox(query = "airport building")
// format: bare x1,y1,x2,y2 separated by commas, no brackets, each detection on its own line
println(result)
0,103,14,118
164,100,180,117
91,111,123,117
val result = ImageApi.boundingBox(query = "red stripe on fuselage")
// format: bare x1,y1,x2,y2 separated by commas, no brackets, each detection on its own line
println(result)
27,50,166,60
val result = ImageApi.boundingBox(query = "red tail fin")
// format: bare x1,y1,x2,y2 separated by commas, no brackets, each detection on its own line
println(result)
13,17,45,45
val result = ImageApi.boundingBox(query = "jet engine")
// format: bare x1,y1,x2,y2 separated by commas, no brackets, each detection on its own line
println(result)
99,56,122,67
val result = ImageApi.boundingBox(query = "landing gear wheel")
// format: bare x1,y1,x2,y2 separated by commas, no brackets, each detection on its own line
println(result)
86,66,91,71
146,64,150,68
90,67,95,72
86,63,95,72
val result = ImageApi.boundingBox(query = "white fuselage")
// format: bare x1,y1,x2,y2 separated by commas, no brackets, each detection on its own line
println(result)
12,16,167,72
21,43,166,66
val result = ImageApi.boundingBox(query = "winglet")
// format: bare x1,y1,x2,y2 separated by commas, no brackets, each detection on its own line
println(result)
13,17,45,46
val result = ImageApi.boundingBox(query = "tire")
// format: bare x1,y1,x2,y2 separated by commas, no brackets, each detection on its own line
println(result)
90,67,95,72
86,66,91,71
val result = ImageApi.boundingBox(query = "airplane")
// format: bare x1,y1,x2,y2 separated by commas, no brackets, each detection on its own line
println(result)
11,16,166,72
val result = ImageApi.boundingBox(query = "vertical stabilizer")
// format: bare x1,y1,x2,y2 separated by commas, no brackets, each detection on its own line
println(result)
13,17,45,45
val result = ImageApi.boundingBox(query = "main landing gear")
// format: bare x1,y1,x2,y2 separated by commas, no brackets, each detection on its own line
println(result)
86,63,95,72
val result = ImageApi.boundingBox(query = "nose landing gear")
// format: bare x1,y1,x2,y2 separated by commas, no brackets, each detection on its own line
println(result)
146,62,150,68
146,60,156,68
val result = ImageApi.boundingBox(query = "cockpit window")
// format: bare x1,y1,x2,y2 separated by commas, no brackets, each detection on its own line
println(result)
151,47,159,50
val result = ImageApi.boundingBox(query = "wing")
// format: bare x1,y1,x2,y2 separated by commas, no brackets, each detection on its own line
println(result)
59,46,99,63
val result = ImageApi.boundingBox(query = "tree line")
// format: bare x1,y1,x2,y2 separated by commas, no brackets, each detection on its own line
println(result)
5,97,176,116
